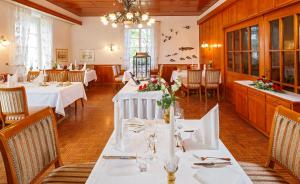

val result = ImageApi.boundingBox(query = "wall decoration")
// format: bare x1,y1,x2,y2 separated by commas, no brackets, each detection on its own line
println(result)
186,56,192,59
170,59,176,62
192,55,198,59
56,49,68,62
180,57,185,61
170,29,173,32
183,26,191,29
80,49,95,62
166,54,172,57
175,31,178,35
179,47,194,51
172,53,178,56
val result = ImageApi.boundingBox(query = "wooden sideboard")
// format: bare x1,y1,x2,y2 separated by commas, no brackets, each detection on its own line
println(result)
234,80,300,136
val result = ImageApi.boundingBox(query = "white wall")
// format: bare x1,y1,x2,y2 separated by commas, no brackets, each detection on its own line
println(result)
0,0,73,73
70,16,199,65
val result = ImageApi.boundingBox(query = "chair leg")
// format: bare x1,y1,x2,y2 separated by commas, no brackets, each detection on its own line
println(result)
205,88,208,104
217,87,220,102
75,100,77,114
199,87,202,101
81,98,84,107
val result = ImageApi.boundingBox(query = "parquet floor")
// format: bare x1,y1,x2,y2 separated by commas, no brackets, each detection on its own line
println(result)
0,85,298,183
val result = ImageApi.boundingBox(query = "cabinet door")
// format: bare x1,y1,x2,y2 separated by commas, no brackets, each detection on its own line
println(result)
235,84,248,119
248,89,266,132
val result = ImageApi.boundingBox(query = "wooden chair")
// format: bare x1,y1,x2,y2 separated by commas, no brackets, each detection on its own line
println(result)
0,87,44,128
177,65,187,71
201,69,221,103
46,70,66,82
112,65,123,92
240,106,300,183
151,65,164,78
0,107,94,183
181,70,202,100
27,71,40,82
67,71,85,110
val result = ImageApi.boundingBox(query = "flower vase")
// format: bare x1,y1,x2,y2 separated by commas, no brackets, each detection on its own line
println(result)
163,108,170,124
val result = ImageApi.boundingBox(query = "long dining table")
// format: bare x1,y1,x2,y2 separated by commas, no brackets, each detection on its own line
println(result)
0,82,87,116
86,119,252,184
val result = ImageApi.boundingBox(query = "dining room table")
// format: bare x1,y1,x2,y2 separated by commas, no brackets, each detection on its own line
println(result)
0,81,87,116
86,119,252,184
84,69,97,86
170,69,222,84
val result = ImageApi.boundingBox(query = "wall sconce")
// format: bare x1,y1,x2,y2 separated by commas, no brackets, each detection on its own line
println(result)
105,43,117,52
0,35,10,47
210,44,222,48
201,42,209,48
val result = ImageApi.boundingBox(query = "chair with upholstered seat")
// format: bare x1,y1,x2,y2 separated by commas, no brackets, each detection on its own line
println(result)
151,65,164,78
27,71,40,81
112,65,123,92
0,107,94,183
46,70,66,82
240,106,300,183
0,87,44,128
181,69,202,100
201,69,221,103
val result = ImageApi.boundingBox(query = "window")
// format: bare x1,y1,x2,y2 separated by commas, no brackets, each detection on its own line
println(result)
125,28,154,69
14,7,53,70
268,15,300,93
226,25,259,76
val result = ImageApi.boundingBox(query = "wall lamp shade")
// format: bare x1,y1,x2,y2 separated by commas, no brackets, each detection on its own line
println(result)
201,42,209,48
0,36,9,47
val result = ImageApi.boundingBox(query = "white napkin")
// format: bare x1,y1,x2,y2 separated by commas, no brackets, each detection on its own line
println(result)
7,72,18,87
203,64,207,70
183,104,219,150
81,63,87,71
32,71,45,83
57,64,62,70
193,167,244,184
67,63,73,70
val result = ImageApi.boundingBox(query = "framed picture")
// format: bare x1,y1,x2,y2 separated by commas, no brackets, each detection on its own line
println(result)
80,49,95,63
56,49,68,62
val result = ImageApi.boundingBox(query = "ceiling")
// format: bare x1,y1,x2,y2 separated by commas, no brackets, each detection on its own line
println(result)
46,0,218,17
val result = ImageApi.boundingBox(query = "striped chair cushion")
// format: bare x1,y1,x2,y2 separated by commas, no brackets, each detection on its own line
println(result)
205,70,220,84
7,115,57,183
27,71,40,81
116,65,121,75
42,163,94,183
271,113,300,179
47,72,66,82
182,83,200,89
115,76,123,82
0,90,25,114
67,72,84,82
239,162,288,183
182,70,201,89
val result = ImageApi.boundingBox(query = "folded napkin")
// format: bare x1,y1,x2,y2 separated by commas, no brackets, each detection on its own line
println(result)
57,64,62,70
7,72,18,87
81,63,87,71
183,104,219,150
194,167,244,184
67,63,73,70
32,71,45,83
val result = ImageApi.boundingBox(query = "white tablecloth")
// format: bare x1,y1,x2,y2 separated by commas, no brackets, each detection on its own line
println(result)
84,70,97,86
170,70,222,84
122,70,132,83
86,120,252,184
1,82,87,116
113,79,163,143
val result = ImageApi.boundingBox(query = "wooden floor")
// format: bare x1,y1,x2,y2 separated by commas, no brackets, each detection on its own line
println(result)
0,85,298,183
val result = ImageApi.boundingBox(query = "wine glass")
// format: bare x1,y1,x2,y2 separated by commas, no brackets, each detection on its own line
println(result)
174,104,184,130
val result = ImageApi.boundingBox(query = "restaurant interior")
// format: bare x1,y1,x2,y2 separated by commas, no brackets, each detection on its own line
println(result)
0,0,299,183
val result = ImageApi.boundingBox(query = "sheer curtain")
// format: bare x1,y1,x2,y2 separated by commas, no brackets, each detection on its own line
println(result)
14,6,53,70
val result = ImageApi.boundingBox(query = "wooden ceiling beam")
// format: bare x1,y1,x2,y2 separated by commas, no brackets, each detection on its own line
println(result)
12,0,82,25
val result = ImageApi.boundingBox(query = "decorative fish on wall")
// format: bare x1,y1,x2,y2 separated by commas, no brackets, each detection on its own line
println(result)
183,26,191,29
170,29,173,32
172,53,178,56
186,56,192,59
180,57,185,61
168,36,172,40
175,31,178,35
192,55,198,58
166,54,172,57
170,59,176,62
179,47,194,51
163,39,167,43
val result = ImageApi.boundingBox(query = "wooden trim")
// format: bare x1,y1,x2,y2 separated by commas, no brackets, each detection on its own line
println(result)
12,0,82,25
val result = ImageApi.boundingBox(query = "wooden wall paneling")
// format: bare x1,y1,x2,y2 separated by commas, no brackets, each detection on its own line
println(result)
275,0,299,7
258,0,274,13
234,83,248,119
236,0,248,21
94,65,114,84
227,4,238,26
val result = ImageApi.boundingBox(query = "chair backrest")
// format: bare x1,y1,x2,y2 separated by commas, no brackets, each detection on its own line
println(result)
268,106,300,179
0,87,29,123
27,71,40,82
0,107,62,184
116,65,121,75
112,66,118,77
187,70,202,85
159,65,164,77
205,69,220,85
46,70,66,82
177,65,187,70
67,71,85,82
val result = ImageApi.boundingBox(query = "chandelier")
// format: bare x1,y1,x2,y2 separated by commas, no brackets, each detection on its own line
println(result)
100,0,155,28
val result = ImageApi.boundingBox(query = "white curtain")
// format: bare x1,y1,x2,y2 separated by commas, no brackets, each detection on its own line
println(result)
153,21,161,69
13,6,53,71
40,16,53,69
124,28,131,70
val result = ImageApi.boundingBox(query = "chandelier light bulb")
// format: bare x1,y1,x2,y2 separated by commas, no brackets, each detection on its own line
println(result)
112,23,118,28
147,21,152,26
126,12,133,19
103,20,109,25
142,13,149,21
149,18,155,24
100,16,107,22
135,12,140,17
138,23,143,28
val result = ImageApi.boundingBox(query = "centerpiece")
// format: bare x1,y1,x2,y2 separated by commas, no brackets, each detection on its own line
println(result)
250,76,283,93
